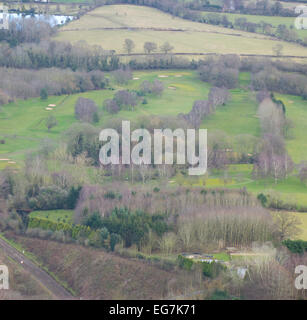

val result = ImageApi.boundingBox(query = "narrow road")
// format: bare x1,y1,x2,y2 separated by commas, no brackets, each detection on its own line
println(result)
0,237,74,300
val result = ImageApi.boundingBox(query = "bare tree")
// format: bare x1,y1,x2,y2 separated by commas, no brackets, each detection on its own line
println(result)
75,97,98,123
45,114,58,132
299,164,307,185
114,90,138,110
111,68,132,85
104,99,120,114
208,87,230,108
272,44,283,56
123,39,135,54
160,42,174,54
144,42,157,54
151,80,164,96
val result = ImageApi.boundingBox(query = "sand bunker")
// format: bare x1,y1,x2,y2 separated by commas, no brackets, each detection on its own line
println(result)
48,104,56,107
0,159,10,161
133,77,140,80
168,86,176,90
45,108,53,111
158,75,169,78
8,161,16,164
175,75,182,78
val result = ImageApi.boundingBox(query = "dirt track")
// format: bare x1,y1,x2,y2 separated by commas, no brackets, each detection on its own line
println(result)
0,237,74,300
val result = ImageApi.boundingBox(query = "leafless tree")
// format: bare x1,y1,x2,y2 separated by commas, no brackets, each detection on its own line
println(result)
45,114,58,132
111,68,132,85
74,97,98,123
123,39,135,54
160,42,174,54
144,42,157,54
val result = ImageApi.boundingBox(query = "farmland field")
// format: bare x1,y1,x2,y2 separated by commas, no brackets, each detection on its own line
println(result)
201,11,307,39
56,5,307,57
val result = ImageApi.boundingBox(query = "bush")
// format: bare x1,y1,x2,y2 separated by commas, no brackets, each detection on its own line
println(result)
177,255,194,270
257,193,268,207
202,261,226,278
28,185,69,210
40,88,48,100
28,216,91,240
282,239,307,254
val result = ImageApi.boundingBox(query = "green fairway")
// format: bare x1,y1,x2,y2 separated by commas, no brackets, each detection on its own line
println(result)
275,94,307,164
201,87,260,138
0,70,208,162
1,68,307,209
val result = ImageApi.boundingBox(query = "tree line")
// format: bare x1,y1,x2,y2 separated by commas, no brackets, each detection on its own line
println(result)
0,67,107,103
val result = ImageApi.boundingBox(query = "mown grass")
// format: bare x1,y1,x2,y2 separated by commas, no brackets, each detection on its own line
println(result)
275,93,307,164
1,68,307,210
29,210,74,224
293,212,307,240
0,70,206,162
200,87,260,138
56,4,307,57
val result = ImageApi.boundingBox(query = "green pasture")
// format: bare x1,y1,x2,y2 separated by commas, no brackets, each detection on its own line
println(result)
202,11,307,40
29,210,74,224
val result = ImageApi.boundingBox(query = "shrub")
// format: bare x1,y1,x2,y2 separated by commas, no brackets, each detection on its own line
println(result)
282,239,307,255
202,261,226,278
177,255,194,270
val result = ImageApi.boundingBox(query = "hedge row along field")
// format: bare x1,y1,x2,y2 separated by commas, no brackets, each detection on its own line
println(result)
28,216,92,239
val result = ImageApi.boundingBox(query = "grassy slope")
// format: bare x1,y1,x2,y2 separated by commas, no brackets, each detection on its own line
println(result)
1,69,307,207
201,11,307,40
0,70,207,163
276,93,307,163
1,66,307,211
201,88,260,138
56,5,307,57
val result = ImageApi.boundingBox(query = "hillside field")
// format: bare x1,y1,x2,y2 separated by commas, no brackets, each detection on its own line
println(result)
56,5,307,57
201,11,307,40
